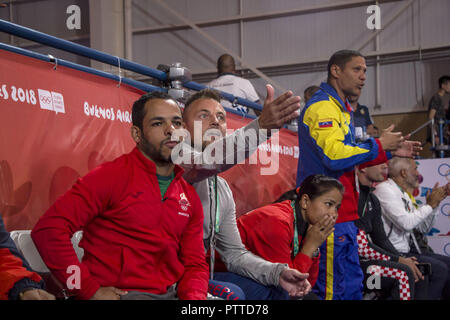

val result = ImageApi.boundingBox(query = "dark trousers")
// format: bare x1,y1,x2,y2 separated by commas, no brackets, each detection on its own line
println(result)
212,272,289,300
208,278,246,300
360,259,428,300
406,252,450,300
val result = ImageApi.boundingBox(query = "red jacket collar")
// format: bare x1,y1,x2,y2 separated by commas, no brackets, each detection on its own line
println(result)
131,147,185,179
344,101,353,113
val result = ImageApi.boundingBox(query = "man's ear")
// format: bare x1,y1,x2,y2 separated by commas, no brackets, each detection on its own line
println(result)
330,64,340,79
400,168,407,179
131,126,141,144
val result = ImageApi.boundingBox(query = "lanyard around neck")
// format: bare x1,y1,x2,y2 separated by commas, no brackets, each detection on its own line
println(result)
208,175,221,234
213,175,220,233
406,191,419,209
208,175,221,280
394,182,420,215
290,200,299,256
361,190,370,218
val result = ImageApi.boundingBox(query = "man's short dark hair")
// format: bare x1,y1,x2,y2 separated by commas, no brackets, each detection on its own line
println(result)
327,50,364,80
183,89,222,118
439,75,450,89
132,91,176,130
304,85,320,103
217,54,236,74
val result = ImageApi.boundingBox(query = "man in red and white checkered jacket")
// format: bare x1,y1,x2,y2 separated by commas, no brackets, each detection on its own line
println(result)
355,159,427,300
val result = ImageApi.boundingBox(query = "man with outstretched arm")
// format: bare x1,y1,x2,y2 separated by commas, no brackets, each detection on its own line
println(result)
173,86,312,299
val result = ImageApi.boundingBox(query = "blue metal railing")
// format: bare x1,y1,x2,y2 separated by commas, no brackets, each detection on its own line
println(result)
0,42,165,93
0,19,262,119
183,81,262,112
0,20,167,82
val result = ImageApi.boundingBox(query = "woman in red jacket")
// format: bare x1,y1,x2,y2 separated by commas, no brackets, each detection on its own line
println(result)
237,174,343,298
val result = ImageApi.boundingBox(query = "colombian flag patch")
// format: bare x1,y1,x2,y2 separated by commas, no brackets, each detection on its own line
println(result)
318,119,333,128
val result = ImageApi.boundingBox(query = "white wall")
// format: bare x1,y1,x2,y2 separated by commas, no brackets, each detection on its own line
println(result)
1,0,449,115
0,0,90,66
130,0,450,115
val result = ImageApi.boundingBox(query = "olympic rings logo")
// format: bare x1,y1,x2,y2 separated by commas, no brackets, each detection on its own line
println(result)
40,96,52,104
441,203,450,217
444,243,450,257
437,163,450,182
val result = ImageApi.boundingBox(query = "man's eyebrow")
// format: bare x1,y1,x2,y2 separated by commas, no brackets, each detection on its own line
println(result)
148,115,182,121
148,116,164,121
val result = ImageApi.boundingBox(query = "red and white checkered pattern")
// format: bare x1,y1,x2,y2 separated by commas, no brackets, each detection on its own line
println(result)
367,264,411,300
357,229,390,261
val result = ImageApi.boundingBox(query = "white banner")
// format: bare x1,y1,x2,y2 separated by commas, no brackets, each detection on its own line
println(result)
416,158,450,256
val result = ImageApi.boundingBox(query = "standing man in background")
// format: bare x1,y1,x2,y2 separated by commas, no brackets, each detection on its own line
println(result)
428,75,450,157
208,54,260,116
303,85,320,105
348,93,375,142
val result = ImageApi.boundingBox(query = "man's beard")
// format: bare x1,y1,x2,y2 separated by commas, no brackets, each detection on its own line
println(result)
369,172,385,183
200,128,224,151
140,136,172,164
405,172,419,190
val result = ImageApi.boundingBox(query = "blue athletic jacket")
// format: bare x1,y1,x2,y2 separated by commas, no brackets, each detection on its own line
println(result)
296,82,381,185
296,82,392,224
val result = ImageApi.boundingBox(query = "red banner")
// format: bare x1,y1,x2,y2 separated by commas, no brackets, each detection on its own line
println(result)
219,118,299,217
0,49,298,230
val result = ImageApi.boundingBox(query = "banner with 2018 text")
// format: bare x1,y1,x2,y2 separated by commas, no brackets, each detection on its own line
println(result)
0,49,299,231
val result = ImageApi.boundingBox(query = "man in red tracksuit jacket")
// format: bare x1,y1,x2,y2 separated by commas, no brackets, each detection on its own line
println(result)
31,91,208,300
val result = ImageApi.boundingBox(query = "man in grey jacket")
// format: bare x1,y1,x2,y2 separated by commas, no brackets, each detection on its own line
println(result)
172,87,311,299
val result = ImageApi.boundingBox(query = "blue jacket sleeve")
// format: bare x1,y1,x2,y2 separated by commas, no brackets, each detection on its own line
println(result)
303,101,379,171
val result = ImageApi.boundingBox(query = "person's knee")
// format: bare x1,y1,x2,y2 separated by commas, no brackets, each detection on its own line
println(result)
208,281,246,300
223,285,246,300
430,259,448,280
